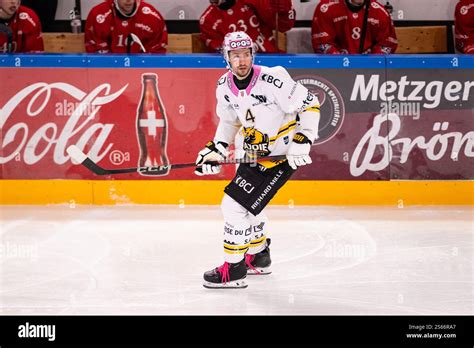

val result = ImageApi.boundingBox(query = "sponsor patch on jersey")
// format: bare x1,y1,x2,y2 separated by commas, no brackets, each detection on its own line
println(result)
333,15,347,23
368,18,380,25
19,12,36,27
212,19,222,31
460,5,474,15
261,74,283,88
135,23,152,33
371,2,382,9
96,14,105,24
294,75,345,145
250,94,268,106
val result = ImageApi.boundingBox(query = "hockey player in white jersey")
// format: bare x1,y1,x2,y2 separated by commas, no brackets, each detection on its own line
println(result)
195,31,320,289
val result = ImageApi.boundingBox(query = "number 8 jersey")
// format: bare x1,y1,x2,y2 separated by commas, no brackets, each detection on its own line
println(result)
213,65,321,158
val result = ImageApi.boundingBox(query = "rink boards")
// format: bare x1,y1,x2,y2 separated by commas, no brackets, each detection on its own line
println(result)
0,55,472,205
0,179,472,205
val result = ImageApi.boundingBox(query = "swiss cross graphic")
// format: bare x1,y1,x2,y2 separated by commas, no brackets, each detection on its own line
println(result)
139,110,164,136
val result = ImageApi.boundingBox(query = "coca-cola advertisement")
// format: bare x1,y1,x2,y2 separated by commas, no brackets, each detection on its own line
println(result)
0,64,472,181
0,68,229,180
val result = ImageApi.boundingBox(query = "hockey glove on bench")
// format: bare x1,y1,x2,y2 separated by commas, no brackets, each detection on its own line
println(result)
287,133,313,170
195,141,229,176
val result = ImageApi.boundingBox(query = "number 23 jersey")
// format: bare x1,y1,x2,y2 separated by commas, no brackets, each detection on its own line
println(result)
214,65,321,157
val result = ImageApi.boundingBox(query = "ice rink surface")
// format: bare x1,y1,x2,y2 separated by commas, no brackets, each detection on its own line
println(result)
0,205,472,315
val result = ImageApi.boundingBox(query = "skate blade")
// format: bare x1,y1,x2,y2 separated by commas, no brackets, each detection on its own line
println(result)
203,279,248,289
247,267,271,275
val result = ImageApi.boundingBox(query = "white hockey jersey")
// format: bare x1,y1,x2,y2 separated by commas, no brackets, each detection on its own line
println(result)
213,65,320,159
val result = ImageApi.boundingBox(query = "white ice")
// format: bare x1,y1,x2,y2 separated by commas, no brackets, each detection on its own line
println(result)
0,205,472,315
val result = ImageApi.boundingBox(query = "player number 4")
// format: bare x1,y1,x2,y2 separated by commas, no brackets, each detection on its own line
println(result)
246,109,255,122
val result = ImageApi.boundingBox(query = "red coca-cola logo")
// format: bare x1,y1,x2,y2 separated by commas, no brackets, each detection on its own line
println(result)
0,82,128,165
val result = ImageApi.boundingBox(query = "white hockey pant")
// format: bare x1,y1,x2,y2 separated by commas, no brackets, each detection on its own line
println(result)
221,193,268,263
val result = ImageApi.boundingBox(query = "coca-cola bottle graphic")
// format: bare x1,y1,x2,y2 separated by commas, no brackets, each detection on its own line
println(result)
136,73,170,176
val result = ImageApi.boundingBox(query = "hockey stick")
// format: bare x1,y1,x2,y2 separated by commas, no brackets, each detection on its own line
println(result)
359,0,370,54
130,33,146,53
66,145,287,176
274,11,279,51
126,33,146,53
126,33,132,54
0,23,13,53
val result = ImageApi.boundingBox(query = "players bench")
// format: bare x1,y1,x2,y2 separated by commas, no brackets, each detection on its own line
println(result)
41,32,287,53
42,26,448,54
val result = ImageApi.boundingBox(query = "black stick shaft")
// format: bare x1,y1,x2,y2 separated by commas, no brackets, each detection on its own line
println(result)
67,145,288,176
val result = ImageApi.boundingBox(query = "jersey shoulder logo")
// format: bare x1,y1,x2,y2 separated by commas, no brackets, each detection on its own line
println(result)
217,76,227,86
460,5,474,15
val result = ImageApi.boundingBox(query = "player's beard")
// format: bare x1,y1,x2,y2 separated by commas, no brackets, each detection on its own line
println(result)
234,65,251,79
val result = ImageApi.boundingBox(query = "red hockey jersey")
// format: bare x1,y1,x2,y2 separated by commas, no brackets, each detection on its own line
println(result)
455,0,474,54
0,6,43,53
311,0,397,54
85,0,167,53
199,0,295,53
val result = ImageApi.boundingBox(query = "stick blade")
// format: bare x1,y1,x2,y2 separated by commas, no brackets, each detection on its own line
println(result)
130,33,146,52
66,145,88,164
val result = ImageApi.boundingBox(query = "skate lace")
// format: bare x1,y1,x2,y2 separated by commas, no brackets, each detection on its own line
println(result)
245,254,261,275
217,262,230,284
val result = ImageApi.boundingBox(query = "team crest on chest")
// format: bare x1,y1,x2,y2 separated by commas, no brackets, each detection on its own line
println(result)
242,127,270,157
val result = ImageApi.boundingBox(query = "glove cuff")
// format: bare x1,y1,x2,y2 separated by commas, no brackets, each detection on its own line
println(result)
206,141,229,158
293,133,312,145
